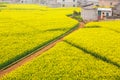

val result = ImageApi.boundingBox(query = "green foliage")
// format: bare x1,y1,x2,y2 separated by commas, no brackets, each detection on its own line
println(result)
73,10,80,15
72,10,83,22
0,5,6,7
0,2,8,4
73,15,83,22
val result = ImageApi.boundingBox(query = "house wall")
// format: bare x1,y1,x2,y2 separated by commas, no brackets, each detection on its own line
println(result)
99,0,120,7
57,0,78,7
0,0,98,7
115,4,120,11
0,0,39,3
98,10,112,19
81,9,98,21
113,3,120,16
78,0,98,5
46,0,57,4
0,0,14,3
45,0,78,7
44,0,60,7
20,0,33,3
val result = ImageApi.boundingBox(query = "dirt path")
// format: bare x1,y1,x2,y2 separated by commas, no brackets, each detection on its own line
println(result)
0,22,85,78
79,22,85,28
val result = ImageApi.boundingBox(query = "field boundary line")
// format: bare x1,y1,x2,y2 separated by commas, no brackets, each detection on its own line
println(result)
0,22,84,77
64,40,120,68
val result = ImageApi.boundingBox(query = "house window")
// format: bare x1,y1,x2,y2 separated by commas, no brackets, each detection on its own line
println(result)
110,2,112,6
62,4,65,7
73,0,75,2
21,0,23,3
98,11,101,16
106,13,109,16
73,4,75,7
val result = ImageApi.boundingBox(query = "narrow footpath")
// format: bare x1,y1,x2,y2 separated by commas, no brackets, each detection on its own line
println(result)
0,22,84,78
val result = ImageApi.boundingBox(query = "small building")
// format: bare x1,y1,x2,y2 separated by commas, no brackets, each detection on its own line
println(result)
39,0,78,7
81,4,112,21
0,0,16,3
98,0,120,7
0,0,39,4
19,0,34,4
81,4,98,21
97,8,112,20
0,0,97,7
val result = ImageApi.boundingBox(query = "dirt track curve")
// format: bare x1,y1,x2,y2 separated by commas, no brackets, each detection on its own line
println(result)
0,22,84,78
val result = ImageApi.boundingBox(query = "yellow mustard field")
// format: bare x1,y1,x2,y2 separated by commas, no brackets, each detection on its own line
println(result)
65,20,120,67
1,4,120,80
85,20,120,32
1,42,120,80
0,4,79,69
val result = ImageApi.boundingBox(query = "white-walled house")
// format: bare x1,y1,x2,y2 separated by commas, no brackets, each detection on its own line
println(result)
81,8,98,21
20,0,34,3
0,0,98,7
44,0,78,7
46,0,99,7
0,0,18,3
57,0,78,7
81,4,98,21
81,4,112,21
97,8,112,19
0,0,39,4
44,0,60,7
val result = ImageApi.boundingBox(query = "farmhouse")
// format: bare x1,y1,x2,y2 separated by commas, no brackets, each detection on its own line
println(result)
47,0,80,7
81,3,112,21
43,0,78,7
0,0,17,3
97,8,112,19
0,0,42,4
43,0,89,7
45,0,99,7
57,0,77,7
81,4,98,21
0,0,38,3
0,0,99,7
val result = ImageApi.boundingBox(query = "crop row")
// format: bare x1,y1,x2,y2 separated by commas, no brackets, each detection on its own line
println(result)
0,5,79,69
1,42,120,80
65,24,120,66
85,20,120,32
